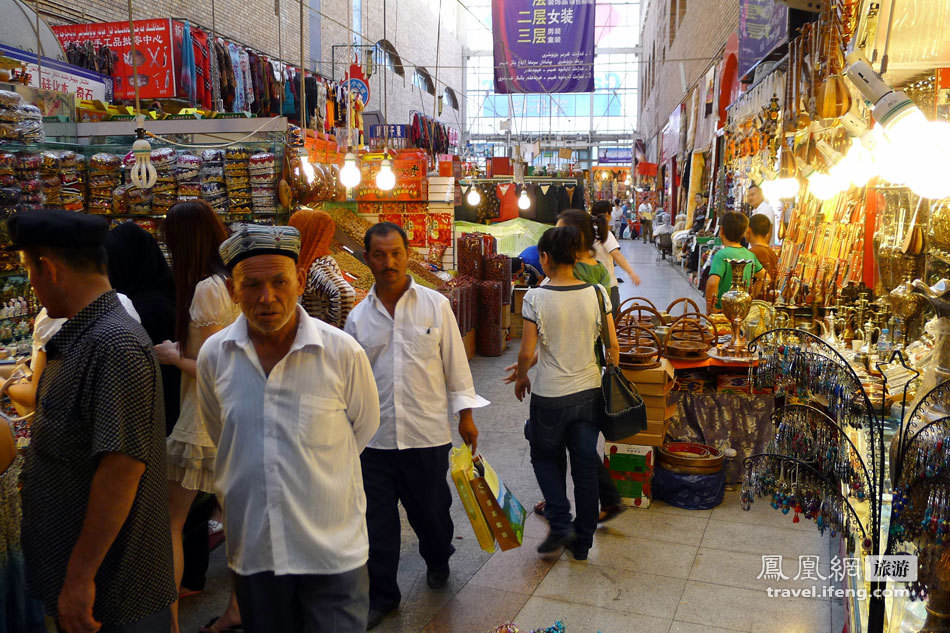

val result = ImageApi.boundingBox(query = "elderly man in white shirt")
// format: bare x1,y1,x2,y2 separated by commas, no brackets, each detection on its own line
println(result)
345,222,488,630
196,224,380,633
746,185,778,244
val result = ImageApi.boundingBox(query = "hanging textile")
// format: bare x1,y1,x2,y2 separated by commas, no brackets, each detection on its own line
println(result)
179,22,196,106
495,183,518,221
190,27,212,110
239,49,254,112
227,43,244,112
539,184,560,223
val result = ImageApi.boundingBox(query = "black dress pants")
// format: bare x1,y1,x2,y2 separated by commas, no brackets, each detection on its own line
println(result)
232,566,368,633
360,444,456,611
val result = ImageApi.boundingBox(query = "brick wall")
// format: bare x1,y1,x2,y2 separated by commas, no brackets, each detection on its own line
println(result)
638,0,738,157
41,0,465,129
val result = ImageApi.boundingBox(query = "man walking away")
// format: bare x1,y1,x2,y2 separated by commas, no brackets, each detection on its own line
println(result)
11,209,176,633
637,198,654,243
345,222,488,630
197,224,380,633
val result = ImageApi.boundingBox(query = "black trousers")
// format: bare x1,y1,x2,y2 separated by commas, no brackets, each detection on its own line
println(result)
181,493,216,590
360,444,456,610
232,567,369,633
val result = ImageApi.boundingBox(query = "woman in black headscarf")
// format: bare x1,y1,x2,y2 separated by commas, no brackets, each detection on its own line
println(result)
105,222,181,432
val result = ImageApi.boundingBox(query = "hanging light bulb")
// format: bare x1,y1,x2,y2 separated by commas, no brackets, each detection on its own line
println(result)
129,115,157,190
517,188,530,210
340,152,362,189
808,172,841,201
845,54,947,191
906,121,950,199
760,179,780,204
376,153,396,191
773,146,800,200
466,186,481,206
299,150,316,185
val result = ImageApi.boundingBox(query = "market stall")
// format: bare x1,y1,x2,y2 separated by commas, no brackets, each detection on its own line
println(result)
686,0,950,628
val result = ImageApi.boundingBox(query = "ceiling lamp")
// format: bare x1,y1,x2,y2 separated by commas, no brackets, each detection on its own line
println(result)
129,115,157,189
376,153,395,191
772,146,800,200
845,53,950,197
517,188,530,210
466,186,481,206
340,152,362,189
796,157,842,201
905,121,950,200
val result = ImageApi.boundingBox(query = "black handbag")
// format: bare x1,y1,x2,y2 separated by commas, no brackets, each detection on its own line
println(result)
595,288,647,441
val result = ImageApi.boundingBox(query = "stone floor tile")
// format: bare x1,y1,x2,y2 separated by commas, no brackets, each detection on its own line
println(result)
566,531,698,580
689,547,832,595
420,584,530,633
701,519,830,558
675,580,830,632
648,498,715,519
468,536,558,595
534,560,688,620
596,507,709,545
668,621,746,633
516,596,672,633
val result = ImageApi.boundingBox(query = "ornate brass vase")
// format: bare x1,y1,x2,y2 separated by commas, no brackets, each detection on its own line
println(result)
720,259,754,357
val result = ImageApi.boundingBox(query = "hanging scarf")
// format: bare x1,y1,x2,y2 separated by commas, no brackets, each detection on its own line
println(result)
179,22,196,106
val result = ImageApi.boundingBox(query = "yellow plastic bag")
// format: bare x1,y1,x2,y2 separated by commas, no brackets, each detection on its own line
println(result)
450,444,496,553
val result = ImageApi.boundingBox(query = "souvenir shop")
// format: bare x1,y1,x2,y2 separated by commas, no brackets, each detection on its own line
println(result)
611,0,950,629
0,20,469,354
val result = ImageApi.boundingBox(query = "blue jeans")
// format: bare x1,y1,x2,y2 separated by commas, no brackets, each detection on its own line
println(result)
528,390,601,549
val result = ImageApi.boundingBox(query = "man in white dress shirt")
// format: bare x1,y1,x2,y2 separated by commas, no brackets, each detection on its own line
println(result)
197,225,380,633
746,185,777,244
345,223,488,630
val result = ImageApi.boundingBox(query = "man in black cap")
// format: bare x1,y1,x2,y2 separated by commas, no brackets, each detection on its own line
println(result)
8,209,176,633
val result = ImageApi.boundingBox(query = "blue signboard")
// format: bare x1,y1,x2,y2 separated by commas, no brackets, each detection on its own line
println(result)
369,124,408,139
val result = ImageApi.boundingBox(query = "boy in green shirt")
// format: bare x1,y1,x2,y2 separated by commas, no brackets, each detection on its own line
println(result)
705,212,766,313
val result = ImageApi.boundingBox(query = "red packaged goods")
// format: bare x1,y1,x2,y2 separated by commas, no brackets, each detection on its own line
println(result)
478,233,497,256
0,152,17,174
457,234,484,280
249,152,276,174
483,254,512,305
476,280,504,357
17,153,42,171
150,148,176,169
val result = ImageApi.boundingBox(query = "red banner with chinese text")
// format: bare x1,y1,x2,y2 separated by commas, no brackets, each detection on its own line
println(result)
53,19,176,100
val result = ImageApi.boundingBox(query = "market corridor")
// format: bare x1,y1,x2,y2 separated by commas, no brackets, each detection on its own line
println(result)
180,240,839,633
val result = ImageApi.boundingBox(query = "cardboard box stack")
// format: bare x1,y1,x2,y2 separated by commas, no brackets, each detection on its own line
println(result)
619,358,676,447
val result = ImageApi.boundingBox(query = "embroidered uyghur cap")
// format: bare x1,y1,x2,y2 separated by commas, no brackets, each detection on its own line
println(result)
219,224,301,270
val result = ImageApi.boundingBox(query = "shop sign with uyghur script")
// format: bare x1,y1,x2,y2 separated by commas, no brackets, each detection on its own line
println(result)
492,0,595,94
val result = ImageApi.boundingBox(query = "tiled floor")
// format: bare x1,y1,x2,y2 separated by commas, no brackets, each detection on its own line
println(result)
180,240,844,633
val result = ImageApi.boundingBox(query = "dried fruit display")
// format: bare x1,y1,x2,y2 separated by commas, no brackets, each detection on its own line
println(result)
330,250,375,291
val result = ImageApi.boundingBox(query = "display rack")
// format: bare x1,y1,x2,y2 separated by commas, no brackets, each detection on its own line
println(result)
744,327,888,632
